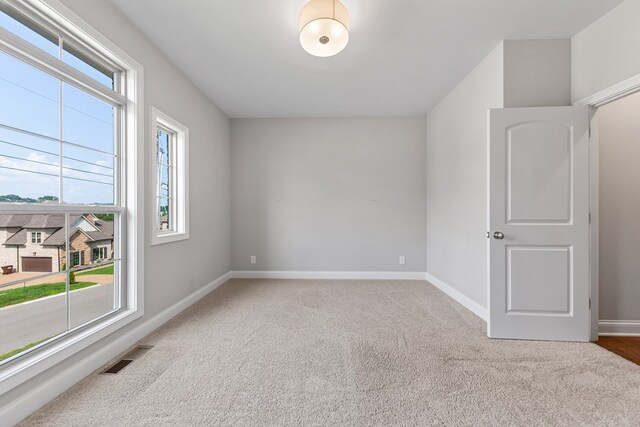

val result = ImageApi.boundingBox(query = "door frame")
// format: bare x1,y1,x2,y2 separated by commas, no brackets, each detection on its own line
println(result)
575,73,640,340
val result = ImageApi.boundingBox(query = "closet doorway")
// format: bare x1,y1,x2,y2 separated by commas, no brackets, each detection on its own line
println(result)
593,90,640,364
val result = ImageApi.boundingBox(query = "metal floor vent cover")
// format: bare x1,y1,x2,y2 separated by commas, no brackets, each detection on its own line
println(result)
102,345,154,374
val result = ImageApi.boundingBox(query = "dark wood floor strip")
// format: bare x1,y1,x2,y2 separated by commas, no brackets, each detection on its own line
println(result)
595,336,640,366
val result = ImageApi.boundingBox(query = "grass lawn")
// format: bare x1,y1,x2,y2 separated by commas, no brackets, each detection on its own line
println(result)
77,264,113,276
0,281,97,308
0,338,49,361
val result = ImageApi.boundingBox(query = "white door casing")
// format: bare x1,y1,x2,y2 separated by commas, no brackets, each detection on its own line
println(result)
488,106,591,342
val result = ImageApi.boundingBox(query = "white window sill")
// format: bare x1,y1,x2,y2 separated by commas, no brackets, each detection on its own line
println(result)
0,307,143,396
150,231,189,246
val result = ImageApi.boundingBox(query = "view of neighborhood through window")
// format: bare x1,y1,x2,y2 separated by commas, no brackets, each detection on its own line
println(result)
0,5,123,364
151,107,188,246
157,127,172,232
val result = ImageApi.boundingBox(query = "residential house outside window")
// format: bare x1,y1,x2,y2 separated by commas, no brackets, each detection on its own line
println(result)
0,0,143,386
151,107,189,245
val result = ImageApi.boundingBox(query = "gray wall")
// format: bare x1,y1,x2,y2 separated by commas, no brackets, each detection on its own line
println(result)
504,40,571,108
231,117,426,272
426,39,571,309
426,43,504,307
2,0,230,408
572,0,640,102
598,91,640,321
59,0,231,324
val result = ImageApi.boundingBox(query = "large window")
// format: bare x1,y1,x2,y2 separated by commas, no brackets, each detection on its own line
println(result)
151,107,188,245
0,0,142,383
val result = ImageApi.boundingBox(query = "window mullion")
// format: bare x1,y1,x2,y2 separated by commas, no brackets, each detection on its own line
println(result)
65,213,70,332
0,205,125,214
114,105,123,207
58,34,64,205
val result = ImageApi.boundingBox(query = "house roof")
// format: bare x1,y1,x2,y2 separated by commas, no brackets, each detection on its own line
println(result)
86,219,114,242
0,214,79,229
41,228,66,246
4,229,27,245
2,214,113,246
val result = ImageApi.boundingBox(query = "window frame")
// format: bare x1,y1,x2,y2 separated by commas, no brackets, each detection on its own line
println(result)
92,245,107,262
31,231,42,243
70,250,81,267
150,106,189,246
0,0,144,396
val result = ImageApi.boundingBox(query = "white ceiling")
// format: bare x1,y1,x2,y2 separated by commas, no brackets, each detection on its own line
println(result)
109,0,623,118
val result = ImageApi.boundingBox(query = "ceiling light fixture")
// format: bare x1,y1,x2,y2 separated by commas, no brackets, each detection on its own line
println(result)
299,0,349,57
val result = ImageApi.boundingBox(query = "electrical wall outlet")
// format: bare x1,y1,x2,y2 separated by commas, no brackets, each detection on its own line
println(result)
399,256,406,265
250,255,256,264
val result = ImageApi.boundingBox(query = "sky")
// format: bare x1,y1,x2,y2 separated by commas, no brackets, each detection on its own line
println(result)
0,11,120,205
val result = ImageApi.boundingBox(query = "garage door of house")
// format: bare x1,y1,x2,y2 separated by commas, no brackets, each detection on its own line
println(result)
22,257,52,272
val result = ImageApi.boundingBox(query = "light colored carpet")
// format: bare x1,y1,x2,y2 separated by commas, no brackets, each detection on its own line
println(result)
21,279,640,426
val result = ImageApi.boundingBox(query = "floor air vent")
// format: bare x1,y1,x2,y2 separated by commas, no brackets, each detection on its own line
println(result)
102,344,154,374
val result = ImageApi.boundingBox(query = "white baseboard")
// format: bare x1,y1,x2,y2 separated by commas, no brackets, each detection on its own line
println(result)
425,273,488,321
230,270,428,281
1,271,232,426
598,320,640,336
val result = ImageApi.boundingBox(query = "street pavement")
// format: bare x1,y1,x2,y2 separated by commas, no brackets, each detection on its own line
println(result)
0,283,115,355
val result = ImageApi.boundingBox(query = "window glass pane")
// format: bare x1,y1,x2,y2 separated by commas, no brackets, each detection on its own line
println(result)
156,128,171,224
62,41,115,89
62,143,114,205
157,128,170,165
68,213,116,329
0,6,59,58
159,163,170,199
158,197,170,231
0,51,59,139
0,128,60,203
62,83,115,154
0,54,61,202
0,273,67,362
0,214,67,363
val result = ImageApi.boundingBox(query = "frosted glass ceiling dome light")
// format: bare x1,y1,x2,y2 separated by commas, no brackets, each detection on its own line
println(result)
299,0,349,57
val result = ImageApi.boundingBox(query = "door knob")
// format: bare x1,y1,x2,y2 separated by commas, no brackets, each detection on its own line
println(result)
493,231,505,240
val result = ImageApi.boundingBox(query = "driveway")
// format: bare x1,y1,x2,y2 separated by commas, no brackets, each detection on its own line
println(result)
0,268,112,290
0,272,66,290
0,283,115,356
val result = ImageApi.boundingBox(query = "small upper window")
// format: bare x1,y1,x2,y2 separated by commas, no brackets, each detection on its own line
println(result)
31,231,42,243
151,107,189,245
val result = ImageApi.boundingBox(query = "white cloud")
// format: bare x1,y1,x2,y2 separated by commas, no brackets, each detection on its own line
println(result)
0,150,113,203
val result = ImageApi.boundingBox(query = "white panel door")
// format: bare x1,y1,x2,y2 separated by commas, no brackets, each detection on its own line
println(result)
488,106,591,342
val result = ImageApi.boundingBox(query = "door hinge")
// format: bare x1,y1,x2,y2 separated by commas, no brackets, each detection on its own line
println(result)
589,298,591,309
589,212,591,224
